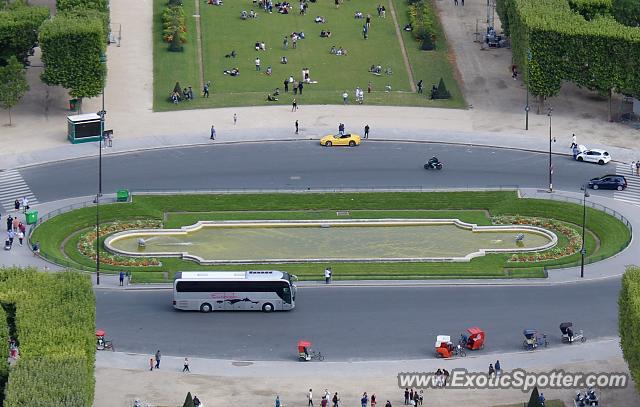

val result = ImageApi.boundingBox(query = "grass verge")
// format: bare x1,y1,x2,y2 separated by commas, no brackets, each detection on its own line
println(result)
30,191,630,282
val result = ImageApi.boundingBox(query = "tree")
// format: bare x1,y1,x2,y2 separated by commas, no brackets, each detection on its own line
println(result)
0,1,50,65
619,266,640,392
169,28,183,52
527,386,543,407
0,55,29,125
183,392,195,407
613,0,640,27
39,13,106,101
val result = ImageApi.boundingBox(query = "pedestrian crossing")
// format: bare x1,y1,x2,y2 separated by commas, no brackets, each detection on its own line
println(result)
614,163,640,206
0,170,39,213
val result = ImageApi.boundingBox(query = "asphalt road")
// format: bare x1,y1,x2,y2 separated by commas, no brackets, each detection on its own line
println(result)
96,279,619,361
22,141,613,201
23,141,621,361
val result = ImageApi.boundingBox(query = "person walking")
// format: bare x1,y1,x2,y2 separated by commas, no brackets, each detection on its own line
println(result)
233,113,238,125
276,395,281,407
443,368,450,386
292,98,298,111
495,360,501,376
364,124,370,139
284,78,289,92
295,120,299,134
417,80,423,94
283,36,289,49
367,81,372,93
14,199,19,211
371,394,376,407
636,160,640,176
210,125,216,140
21,196,29,212
342,91,348,104
403,388,409,405
308,389,313,406
183,357,190,372
570,133,577,148
255,57,261,71
332,392,340,407
631,161,636,176
203,81,210,97
6,215,12,232
338,123,345,136
155,350,161,369
385,401,392,407
488,363,495,377
324,267,331,284
149,357,154,371
298,81,304,95
453,0,458,5
292,35,297,49
119,271,125,286
361,392,368,407
17,230,23,246
413,391,419,406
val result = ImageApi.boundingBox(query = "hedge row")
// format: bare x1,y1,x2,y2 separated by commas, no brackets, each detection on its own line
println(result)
0,305,9,401
56,0,109,14
407,0,436,50
0,268,95,406
0,1,50,65
496,0,640,102
619,266,640,392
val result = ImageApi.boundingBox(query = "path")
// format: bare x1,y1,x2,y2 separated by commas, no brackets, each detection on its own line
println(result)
387,0,416,92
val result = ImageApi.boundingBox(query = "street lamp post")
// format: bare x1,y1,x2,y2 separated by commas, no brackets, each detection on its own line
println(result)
580,184,590,278
525,49,531,131
547,107,554,192
95,53,107,286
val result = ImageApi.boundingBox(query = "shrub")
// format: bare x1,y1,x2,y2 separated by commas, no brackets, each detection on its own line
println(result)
0,268,95,406
162,4,187,44
619,266,640,392
408,0,436,50
0,2,50,65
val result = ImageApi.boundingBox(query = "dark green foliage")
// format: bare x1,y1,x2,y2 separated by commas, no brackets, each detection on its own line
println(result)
39,13,107,98
408,0,436,50
162,4,187,44
496,0,640,101
0,55,29,125
173,81,184,98
183,392,195,407
169,28,184,52
0,306,9,402
619,266,640,391
0,268,95,406
0,2,50,65
436,77,450,98
568,0,613,20
527,387,543,407
56,0,109,14
613,0,640,27
169,0,184,6
59,7,110,41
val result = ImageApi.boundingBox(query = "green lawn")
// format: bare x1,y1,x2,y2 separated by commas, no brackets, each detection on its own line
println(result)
153,0,464,109
30,191,630,282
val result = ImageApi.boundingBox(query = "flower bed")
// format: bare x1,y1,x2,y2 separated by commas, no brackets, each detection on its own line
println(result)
77,220,162,267
492,216,582,262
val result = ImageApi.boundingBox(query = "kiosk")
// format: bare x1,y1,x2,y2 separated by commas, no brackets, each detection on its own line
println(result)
67,113,103,144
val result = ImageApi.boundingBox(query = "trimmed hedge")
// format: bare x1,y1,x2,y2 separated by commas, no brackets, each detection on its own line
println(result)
619,266,640,392
496,0,640,102
56,0,109,14
0,1,50,65
0,305,9,400
0,268,95,406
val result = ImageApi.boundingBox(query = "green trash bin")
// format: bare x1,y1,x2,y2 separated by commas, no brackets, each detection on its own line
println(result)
26,210,38,225
116,189,130,202
69,98,79,111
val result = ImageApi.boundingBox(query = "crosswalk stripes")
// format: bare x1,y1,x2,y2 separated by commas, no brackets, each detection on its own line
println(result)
614,163,640,206
0,170,39,213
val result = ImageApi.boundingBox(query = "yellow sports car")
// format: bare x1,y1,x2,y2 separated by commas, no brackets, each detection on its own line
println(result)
320,133,362,147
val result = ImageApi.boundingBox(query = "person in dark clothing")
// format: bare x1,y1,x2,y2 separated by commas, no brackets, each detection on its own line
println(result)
295,120,299,134
284,79,289,92
119,271,125,286
298,81,304,95
364,124,370,139
417,80,423,93
6,215,13,232
155,350,161,369
404,388,409,405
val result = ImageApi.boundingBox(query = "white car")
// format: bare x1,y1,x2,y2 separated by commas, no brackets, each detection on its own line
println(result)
575,145,611,165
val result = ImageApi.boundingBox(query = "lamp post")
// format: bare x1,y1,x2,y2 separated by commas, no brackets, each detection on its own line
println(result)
580,184,590,278
95,52,107,286
525,49,531,130
548,108,552,191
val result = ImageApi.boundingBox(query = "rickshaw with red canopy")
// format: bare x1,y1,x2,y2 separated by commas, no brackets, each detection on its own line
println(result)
435,335,466,358
96,329,114,351
463,326,485,350
298,340,324,361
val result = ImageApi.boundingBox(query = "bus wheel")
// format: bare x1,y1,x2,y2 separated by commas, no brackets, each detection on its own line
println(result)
200,303,213,313
262,303,274,312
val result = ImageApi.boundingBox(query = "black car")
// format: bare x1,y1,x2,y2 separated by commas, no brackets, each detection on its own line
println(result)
587,175,627,190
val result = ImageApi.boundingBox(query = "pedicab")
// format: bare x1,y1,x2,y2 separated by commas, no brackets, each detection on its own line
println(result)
435,335,466,358
560,322,586,344
522,329,547,351
298,340,324,361
96,329,114,351
460,326,485,351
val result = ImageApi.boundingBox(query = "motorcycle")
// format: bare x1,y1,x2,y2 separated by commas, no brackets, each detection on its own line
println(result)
424,160,443,170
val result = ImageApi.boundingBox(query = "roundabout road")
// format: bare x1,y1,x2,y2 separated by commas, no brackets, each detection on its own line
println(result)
19,141,627,360
21,141,613,201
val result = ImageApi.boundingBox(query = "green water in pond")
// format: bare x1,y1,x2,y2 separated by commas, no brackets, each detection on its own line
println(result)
109,224,551,261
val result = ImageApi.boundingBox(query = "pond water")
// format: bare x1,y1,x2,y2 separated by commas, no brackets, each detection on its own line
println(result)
107,222,553,262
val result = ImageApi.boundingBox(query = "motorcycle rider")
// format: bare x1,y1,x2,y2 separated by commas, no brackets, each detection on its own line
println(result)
427,156,440,168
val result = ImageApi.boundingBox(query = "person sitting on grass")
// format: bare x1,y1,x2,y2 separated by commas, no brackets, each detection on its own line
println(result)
241,10,248,19
280,56,288,64
336,47,347,56
266,66,273,75
171,91,180,104
273,87,280,96
291,31,305,39
320,30,331,38
249,9,257,18
267,93,278,101
315,16,326,23
369,65,382,74
330,45,337,54
225,50,237,58
354,11,363,18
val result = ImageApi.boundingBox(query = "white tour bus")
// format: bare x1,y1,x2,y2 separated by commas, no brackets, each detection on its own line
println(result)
172,270,297,312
